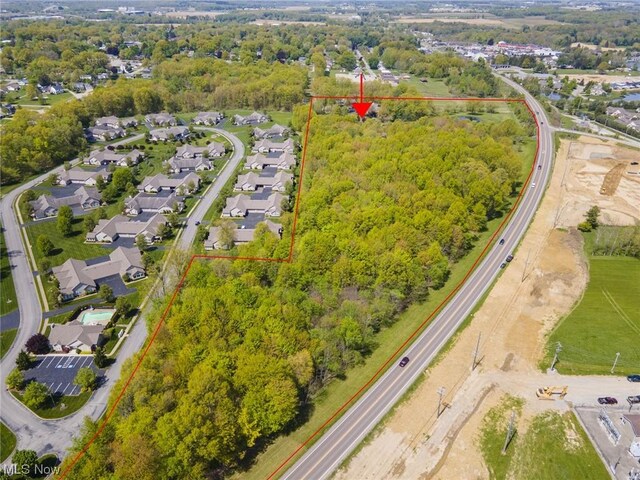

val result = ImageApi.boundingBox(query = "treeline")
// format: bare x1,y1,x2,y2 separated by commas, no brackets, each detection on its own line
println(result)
590,226,640,258
61,113,527,478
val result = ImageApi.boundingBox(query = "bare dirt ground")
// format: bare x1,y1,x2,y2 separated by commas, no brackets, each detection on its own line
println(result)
565,73,640,84
333,136,640,480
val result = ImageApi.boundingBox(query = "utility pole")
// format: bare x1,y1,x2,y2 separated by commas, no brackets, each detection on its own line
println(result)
611,352,620,374
501,409,516,455
472,332,481,371
551,342,562,371
437,387,446,418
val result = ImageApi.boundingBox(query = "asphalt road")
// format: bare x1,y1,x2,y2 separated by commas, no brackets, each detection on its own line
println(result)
178,127,245,250
0,129,243,460
280,79,554,480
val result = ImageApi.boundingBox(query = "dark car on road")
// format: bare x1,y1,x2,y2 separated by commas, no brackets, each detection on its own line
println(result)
506,254,514,262
499,238,505,245
399,357,410,367
500,262,507,269
598,397,618,405
627,374,640,382
628,395,640,404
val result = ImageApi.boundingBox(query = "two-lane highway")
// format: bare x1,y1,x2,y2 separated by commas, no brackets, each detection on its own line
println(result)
279,79,553,479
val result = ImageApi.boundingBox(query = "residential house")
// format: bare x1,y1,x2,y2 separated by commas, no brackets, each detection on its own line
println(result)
124,192,184,215
253,123,289,139
87,125,126,141
252,138,295,154
84,149,143,167
233,111,268,125
47,83,64,95
149,126,190,141
57,167,111,186
49,321,105,353
138,173,200,194
208,142,226,157
167,156,212,173
4,81,20,92
86,213,167,244
204,220,282,250
245,152,296,170
30,186,101,219
221,192,287,218
234,171,293,192
193,111,223,125
175,144,208,158
95,116,122,128
52,246,145,301
145,112,177,126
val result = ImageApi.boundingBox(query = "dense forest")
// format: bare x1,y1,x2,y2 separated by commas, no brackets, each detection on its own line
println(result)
61,111,528,478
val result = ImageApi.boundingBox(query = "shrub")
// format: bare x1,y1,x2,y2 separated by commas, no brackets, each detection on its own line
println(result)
25,334,50,354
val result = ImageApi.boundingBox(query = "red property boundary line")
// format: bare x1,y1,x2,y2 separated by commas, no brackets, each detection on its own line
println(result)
58,95,539,479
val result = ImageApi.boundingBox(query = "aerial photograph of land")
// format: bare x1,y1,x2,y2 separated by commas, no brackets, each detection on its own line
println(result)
0,1,638,479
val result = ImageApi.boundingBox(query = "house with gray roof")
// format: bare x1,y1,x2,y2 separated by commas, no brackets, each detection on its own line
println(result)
87,125,126,142
204,220,282,250
253,124,289,139
124,192,184,216
138,173,200,194
245,152,296,170
52,246,144,301
145,112,177,126
58,167,111,187
252,138,295,154
193,111,223,125
149,126,190,141
84,149,143,167
233,111,268,125
86,214,167,244
49,321,105,353
30,186,101,219
95,115,138,128
167,156,212,173
234,171,293,192
221,192,287,218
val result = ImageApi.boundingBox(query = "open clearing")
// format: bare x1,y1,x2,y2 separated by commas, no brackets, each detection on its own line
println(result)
334,135,640,479
393,15,563,29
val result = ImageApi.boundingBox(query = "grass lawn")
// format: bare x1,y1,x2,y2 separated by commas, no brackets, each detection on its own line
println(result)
233,128,536,479
12,390,92,419
25,217,107,268
0,328,18,360
0,222,18,316
479,396,607,480
544,251,640,375
0,421,16,462
399,75,451,97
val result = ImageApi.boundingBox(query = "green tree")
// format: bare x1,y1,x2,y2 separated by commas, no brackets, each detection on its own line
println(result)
84,215,97,233
74,367,98,392
135,234,147,252
6,368,24,390
585,205,601,230
56,205,73,236
112,168,134,192
99,284,114,302
12,450,38,473
115,296,131,317
22,381,49,409
36,234,54,256
94,347,109,368
16,350,32,370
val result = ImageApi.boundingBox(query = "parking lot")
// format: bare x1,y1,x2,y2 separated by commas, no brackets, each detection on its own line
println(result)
24,355,100,396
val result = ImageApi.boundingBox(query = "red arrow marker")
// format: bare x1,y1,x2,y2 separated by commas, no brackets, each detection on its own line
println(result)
352,73,372,118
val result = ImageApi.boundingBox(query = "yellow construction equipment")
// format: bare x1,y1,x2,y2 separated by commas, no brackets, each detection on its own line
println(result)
536,386,568,400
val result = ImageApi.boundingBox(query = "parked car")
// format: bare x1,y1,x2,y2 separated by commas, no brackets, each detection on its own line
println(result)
598,397,618,405
399,356,410,367
499,238,505,245
506,254,514,262
538,164,542,170
195,221,200,226
531,182,536,188
627,374,640,382
628,395,640,404
500,262,507,269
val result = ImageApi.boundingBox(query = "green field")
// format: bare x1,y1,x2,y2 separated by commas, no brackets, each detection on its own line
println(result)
398,75,451,97
545,254,640,375
0,222,18,316
12,390,92,420
479,396,608,480
0,422,16,462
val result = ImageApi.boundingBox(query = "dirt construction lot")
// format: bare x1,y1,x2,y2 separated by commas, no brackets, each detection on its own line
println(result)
334,136,640,480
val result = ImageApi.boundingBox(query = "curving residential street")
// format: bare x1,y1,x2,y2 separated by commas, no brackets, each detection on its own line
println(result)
0,129,244,460
278,80,555,480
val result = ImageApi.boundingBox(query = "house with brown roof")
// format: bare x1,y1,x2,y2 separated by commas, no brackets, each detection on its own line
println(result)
51,246,145,301
86,214,167,244
221,192,287,218
49,321,105,353
234,171,293,192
